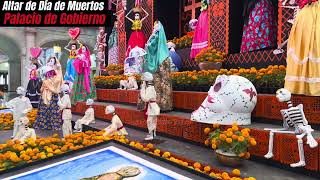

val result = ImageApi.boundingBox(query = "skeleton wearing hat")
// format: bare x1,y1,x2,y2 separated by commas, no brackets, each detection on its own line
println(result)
74,99,95,132
13,117,36,144
103,105,128,137
58,84,72,137
264,88,318,167
140,72,160,140
6,86,33,139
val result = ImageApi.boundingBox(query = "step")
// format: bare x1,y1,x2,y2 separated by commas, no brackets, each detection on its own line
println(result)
72,101,320,172
96,89,320,125
71,114,318,180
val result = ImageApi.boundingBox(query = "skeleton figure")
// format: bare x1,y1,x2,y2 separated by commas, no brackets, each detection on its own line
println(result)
13,117,36,144
74,99,95,132
140,72,160,141
273,0,299,55
191,75,257,125
119,75,138,90
6,87,33,138
264,88,318,167
95,27,107,75
58,84,72,137
103,105,128,137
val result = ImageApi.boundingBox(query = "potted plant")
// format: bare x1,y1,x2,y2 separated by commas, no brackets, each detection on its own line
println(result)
105,65,124,75
195,47,227,71
204,123,257,167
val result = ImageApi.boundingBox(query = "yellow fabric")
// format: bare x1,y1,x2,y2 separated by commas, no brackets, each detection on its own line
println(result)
131,20,142,31
285,1,320,96
41,61,63,105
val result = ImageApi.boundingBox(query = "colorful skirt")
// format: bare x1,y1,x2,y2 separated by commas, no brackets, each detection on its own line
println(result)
285,1,320,96
240,0,277,53
190,10,209,59
26,79,41,108
33,94,63,130
126,30,147,57
108,46,118,65
71,73,97,105
64,58,77,83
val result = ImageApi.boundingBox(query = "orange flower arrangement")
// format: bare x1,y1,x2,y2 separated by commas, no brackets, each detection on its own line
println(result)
195,47,227,63
0,109,38,131
169,32,194,49
95,74,141,89
205,123,256,158
105,64,124,71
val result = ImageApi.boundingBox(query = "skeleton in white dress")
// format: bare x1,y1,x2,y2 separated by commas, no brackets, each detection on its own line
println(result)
140,72,160,141
58,84,72,137
103,105,128,136
74,99,95,132
6,87,33,138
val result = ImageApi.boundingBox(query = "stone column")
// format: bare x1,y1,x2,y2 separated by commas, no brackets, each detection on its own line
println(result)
22,28,37,87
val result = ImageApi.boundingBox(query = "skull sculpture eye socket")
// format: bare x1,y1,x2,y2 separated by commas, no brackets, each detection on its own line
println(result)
213,82,222,92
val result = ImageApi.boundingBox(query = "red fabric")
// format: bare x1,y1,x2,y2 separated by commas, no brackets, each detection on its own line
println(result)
126,30,147,57
297,0,318,9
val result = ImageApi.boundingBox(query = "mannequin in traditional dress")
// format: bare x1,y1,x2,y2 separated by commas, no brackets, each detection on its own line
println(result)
64,40,82,89
140,72,160,141
71,44,97,105
108,21,119,65
58,84,72,137
285,0,320,96
138,21,173,112
25,62,42,108
13,117,36,144
125,0,149,57
103,105,128,136
190,0,210,58
124,46,146,75
74,99,95,132
241,0,277,52
6,87,33,138
33,57,63,132
95,27,107,74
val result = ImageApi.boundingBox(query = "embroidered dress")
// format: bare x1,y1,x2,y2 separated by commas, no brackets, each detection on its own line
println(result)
71,46,97,105
138,21,173,111
26,69,42,108
241,0,277,52
108,27,118,65
126,20,147,57
190,2,209,58
64,50,77,84
285,1,320,96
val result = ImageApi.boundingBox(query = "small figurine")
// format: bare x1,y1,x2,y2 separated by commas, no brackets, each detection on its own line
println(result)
191,75,257,125
74,99,95,132
119,74,138,90
58,84,72,137
103,105,128,137
6,86,33,138
264,88,318,167
140,72,160,141
13,117,36,144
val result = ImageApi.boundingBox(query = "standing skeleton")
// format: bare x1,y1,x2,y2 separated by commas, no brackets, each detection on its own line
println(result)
95,27,107,76
273,0,300,55
264,88,318,167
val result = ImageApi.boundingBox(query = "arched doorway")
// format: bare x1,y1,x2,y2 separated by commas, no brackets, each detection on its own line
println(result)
0,35,21,91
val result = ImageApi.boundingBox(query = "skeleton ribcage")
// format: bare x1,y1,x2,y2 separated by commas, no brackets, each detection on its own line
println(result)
282,107,305,127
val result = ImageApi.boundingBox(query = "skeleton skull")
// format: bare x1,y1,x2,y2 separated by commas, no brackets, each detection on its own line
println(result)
276,88,291,102
191,75,257,125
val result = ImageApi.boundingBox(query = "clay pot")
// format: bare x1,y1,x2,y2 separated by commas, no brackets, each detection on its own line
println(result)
198,62,222,71
107,70,123,76
215,149,243,167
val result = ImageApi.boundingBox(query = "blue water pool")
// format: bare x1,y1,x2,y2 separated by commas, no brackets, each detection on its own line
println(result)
7,146,190,180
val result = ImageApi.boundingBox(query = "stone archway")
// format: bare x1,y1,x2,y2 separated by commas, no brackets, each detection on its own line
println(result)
0,35,22,91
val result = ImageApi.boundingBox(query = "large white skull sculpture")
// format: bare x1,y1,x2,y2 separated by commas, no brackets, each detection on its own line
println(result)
191,75,257,125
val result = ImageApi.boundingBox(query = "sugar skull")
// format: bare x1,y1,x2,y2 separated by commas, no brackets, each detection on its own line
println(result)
191,75,257,125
